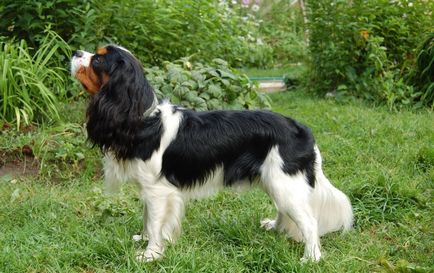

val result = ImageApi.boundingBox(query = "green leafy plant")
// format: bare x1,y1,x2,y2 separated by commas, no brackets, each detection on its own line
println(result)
306,0,433,108
257,1,307,66
87,187,137,219
105,0,273,67
0,29,71,128
407,33,434,108
0,0,272,68
0,0,85,48
145,58,270,111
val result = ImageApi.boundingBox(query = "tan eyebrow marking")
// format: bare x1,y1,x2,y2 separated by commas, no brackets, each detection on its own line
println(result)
96,47,108,55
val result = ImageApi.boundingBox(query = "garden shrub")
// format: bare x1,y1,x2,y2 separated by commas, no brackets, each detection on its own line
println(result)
0,0,88,48
0,1,273,128
0,0,272,68
257,0,307,66
0,37,269,128
144,58,270,111
407,33,434,108
307,0,433,108
0,30,71,127
104,0,272,67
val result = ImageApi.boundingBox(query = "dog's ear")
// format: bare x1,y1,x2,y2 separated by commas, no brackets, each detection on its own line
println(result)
100,54,154,119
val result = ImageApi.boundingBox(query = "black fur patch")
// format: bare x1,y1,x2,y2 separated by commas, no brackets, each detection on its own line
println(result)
161,109,316,188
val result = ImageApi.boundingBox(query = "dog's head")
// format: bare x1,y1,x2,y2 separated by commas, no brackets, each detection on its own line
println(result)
70,45,143,95
71,45,158,158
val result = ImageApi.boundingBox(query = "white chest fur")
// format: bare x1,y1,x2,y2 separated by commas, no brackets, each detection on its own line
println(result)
102,102,182,193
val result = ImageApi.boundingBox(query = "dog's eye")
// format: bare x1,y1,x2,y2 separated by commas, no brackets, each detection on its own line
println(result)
93,55,104,65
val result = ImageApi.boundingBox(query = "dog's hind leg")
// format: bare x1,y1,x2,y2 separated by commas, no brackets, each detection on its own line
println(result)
265,177,321,262
265,175,321,262
261,212,303,242
260,146,321,262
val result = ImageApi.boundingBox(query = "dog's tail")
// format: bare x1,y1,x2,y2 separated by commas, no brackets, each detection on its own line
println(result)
310,146,353,236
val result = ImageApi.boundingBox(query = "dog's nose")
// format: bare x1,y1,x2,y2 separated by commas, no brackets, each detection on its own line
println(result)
73,50,83,58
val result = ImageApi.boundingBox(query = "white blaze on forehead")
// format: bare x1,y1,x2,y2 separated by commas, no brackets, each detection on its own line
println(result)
70,50,94,76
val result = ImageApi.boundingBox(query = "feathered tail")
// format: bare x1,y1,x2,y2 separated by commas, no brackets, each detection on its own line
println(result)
310,146,353,236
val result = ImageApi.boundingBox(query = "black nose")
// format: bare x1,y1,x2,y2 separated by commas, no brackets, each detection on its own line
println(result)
73,50,83,58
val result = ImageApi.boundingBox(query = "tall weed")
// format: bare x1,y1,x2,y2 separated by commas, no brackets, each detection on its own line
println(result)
0,30,71,128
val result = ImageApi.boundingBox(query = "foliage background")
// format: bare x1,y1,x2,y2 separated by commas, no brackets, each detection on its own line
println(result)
0,0,274,125
306,0,434,108
1,0,433,122
145,58,270,111
257,0,307,65
0,30,71,127
0,0,271,67
0,1,433,271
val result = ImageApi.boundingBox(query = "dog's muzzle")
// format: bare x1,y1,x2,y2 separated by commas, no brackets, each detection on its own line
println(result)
70,50,94,77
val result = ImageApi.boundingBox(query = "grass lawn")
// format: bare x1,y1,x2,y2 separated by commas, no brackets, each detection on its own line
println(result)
0,91,433,272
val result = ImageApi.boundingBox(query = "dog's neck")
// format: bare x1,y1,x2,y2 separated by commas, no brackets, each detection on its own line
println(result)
143,95,159,118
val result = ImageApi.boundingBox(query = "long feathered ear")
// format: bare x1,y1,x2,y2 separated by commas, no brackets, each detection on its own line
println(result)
101,54,155,119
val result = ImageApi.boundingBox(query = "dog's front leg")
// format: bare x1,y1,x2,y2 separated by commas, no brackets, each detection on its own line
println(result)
133,204,149,242
136,196,166,262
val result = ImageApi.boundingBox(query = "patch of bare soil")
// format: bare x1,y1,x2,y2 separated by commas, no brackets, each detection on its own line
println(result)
0,147,40,178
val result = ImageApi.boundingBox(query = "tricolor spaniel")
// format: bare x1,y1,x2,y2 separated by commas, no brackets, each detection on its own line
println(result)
71,45,353,262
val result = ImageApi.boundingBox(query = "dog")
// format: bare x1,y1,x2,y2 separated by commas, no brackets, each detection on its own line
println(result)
70,45,353,262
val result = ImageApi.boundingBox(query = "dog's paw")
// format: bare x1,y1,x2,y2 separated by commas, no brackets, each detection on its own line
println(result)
300,244,321,263
300,255,320,264
136,248,163,262
132,233,149,242
260,218,277,231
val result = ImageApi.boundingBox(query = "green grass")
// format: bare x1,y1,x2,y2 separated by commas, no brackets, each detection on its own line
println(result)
240,66,303,78
1,91,433,272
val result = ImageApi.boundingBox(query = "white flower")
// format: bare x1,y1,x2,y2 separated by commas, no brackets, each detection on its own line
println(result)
252,4,260,12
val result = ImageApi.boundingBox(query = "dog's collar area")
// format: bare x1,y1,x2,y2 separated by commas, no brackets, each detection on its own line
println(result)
143,96,158,118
